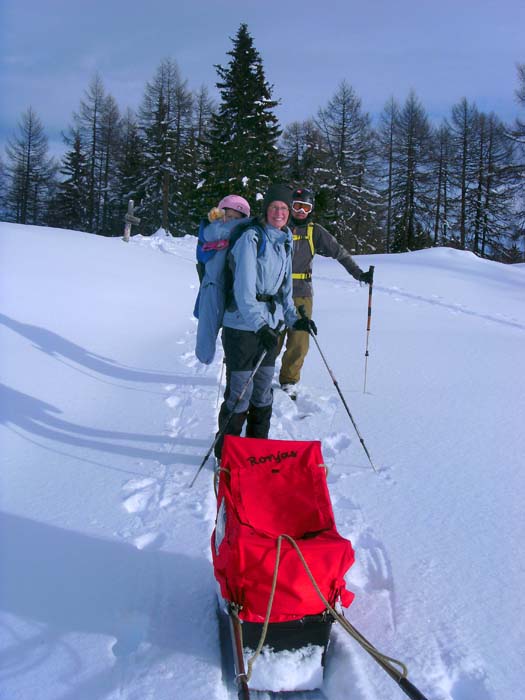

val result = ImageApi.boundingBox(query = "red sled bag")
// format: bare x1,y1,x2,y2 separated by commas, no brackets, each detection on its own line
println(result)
211,435,355,623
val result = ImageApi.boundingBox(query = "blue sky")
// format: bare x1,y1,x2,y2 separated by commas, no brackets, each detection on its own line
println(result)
1,0,524,157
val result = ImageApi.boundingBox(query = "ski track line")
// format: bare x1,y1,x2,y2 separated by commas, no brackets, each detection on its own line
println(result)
322,274,525,331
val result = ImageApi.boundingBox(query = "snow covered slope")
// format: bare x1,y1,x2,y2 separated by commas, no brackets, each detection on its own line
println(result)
1,222,524,700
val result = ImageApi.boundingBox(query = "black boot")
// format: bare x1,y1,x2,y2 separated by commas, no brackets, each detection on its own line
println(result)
214,402,248,459
245,403,272,440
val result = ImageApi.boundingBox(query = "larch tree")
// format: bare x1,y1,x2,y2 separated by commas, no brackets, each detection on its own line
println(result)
507,63,525,258
184,86,215,228
281,119,325,189
98,93,121,235
447,98,480,249
316,81,379,252
390,91,434,252
5,106,56,225
74,74,107,233
431,123,453,246
376,97,400,252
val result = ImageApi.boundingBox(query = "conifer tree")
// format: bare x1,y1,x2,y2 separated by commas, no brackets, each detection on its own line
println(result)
281,119,325,190
5,107,56,224
316,81,379,252
51,128,89,230
447,97,480,249
74,74,107,232
137,58,193,235
0,155,7,218
390,91,433,252
98,94,121,235
376,98,400,252
201,23,283,208
116,108,144,232
508,63,525,257
184,86,215,227
474,112,516,259
431,123,453,246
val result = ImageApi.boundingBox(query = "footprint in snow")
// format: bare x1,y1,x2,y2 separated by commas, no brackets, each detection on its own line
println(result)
322,432,352,460
132,531,166,550
121,477,158,514
165,394,182,409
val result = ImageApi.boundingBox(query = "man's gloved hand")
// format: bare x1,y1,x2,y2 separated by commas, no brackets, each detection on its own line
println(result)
293,317,318,335
256,324,280,351
208,207,225,223
359,269,373,284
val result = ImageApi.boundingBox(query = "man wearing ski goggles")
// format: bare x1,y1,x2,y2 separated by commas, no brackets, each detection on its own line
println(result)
291,200,313,215
278,187,373,401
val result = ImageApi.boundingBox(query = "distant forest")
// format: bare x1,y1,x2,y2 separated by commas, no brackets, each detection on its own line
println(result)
2,24,524,261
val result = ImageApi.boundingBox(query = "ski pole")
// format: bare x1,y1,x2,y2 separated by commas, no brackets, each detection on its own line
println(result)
363,265,375,393
298,306,378,473
189,323,283,487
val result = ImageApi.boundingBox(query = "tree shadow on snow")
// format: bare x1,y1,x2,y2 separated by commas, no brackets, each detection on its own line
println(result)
0,383,207,467
0,512,220,699
0,312,215,388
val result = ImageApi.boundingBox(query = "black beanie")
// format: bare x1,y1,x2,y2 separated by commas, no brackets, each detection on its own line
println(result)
262,184,293,216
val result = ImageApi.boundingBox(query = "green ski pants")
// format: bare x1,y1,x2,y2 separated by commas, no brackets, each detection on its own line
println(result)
278,296,313,385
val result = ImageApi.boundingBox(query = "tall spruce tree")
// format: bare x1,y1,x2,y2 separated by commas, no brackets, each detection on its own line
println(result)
51,127,89,231
201,23,283,208
116,108,144,233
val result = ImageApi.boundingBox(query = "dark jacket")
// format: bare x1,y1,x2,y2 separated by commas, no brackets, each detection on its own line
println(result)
291,221,363,297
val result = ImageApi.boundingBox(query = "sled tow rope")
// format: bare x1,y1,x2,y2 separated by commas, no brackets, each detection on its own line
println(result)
232,534,430,700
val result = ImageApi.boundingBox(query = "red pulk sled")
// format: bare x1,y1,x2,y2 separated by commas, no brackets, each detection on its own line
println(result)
211,435,355,696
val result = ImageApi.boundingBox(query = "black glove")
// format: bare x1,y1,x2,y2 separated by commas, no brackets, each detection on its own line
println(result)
293,317,318,335
359,269,373,284
256,324,279,351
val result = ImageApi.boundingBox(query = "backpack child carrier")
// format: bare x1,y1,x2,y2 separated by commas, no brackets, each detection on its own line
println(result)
194,217,266,365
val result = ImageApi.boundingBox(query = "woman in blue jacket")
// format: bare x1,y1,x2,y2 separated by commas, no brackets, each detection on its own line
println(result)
215,184,317,459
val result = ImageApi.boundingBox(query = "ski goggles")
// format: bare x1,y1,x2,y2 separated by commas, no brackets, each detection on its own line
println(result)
292,201,313,214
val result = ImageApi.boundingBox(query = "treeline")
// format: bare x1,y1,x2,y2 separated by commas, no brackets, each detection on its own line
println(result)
1,24,524,261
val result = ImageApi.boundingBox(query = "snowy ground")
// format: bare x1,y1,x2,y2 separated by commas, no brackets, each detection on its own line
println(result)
1,221,524,700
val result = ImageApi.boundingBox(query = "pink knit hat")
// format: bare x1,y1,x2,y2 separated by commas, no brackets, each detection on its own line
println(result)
218,194,250,218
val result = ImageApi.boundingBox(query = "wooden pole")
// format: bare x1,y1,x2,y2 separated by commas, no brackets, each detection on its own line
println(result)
123,199,141,242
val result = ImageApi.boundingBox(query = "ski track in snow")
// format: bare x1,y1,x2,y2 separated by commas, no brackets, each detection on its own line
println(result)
321,274,525,332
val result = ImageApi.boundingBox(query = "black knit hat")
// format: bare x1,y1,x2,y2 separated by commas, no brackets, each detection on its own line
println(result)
262,184,293,216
